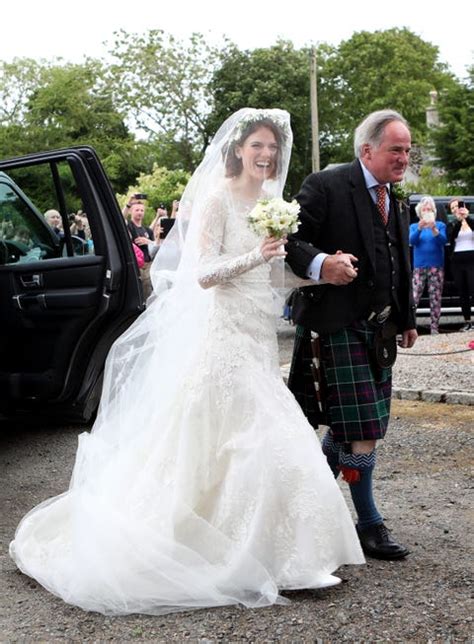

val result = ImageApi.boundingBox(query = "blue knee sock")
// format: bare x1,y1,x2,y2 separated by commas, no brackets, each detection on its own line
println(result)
321,430,340,478
340,450,383,530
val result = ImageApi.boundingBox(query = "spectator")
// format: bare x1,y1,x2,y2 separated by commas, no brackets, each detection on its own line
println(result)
69,210,91,240
150,203,168,239
170,199,179,218
122,193,147,220
409,195,447,334
44,209,63,236
151,201,179,240
13,226,32,247
448,198,474,331
127,203,158,262
127,203,160,299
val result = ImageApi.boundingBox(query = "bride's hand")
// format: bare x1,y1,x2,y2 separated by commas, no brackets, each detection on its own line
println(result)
260,236,287,262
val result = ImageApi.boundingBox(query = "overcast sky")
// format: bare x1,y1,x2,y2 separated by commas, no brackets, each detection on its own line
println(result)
1,0,472,79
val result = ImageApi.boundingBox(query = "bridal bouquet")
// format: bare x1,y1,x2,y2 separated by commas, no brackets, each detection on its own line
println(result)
248,198,301,239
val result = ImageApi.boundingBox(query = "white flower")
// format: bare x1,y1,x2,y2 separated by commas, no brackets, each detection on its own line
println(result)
230,110,290,143
248,198,301,239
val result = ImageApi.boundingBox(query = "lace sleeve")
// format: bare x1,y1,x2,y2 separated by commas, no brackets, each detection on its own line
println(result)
197,195,266,289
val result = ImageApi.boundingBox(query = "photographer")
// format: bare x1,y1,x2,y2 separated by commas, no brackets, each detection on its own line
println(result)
69,210,90,240
409,196,447,334
44,209,63,237
448,198,474,331
151,200,178,241
122,193,147,220
127,202,160,299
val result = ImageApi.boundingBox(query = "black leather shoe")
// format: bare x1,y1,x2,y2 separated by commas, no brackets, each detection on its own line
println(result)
357,522,409,560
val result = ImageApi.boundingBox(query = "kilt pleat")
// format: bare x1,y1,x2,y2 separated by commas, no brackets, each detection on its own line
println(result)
288,322,392,442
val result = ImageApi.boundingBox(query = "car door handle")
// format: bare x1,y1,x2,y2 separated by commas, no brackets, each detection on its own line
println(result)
20,274,43,288
12,293,47,311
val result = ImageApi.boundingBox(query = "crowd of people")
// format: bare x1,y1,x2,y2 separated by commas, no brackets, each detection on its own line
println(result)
44,209,92,247
41,185,474,328
122,196,179,298
9,107,472,618
408,195,473,333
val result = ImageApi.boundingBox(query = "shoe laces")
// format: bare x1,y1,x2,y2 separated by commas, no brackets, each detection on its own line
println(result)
376,523,390,539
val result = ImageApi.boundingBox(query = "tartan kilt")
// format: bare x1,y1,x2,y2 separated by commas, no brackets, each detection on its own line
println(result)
288,322,392,443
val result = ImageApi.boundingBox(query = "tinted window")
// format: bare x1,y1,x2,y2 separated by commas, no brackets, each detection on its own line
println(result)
0,180,59,264
0,161,95,265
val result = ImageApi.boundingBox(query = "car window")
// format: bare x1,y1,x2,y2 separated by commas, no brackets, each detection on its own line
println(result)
0,180,60,264
0,160,95,265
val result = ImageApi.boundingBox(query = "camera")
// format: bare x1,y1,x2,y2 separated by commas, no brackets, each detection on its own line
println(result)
160,217,175,239
133,193,148,201
421,212,435,223
457,200,465,209
68,213,76,223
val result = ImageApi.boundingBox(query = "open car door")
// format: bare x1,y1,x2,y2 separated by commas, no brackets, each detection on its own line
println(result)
0,147,145,422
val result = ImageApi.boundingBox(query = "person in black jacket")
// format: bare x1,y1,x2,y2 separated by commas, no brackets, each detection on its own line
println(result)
286,109,418,560
448,198,474,331
127,203,160,299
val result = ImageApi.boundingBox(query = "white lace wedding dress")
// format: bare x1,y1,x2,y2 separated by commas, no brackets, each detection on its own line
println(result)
10,192,364,616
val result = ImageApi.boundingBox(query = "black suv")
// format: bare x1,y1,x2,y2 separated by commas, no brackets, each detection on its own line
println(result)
407,194,474,317
0,148,145,423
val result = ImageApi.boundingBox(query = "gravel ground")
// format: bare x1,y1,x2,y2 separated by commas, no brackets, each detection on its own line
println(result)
393,330,473,394
278,322,474,397
0,329,472,642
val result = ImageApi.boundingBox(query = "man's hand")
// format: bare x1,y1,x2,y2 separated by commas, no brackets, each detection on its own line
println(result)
399,328,418,348
321,250,358,285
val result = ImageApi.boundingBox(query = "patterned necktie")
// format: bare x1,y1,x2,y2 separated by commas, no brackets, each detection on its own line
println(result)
375,185,388,226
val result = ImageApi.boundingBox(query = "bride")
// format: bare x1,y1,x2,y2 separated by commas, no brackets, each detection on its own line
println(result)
10,108,364,616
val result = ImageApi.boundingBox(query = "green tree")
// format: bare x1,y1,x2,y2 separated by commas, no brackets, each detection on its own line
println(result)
0,58,45,126
431,67,474,192
207,41,312,196
24,61,144,192
0,58,147,193
107,30,230,171
403,165,453,196
318,28,456,162
118,165,190,225
207,30,455,194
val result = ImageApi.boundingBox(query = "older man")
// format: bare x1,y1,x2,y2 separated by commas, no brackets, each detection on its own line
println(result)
286,109,417,560
44,209,63,236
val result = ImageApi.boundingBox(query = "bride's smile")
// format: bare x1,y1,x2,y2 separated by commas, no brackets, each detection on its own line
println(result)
236,126,279,184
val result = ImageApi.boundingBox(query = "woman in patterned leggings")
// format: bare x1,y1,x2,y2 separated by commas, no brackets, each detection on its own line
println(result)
409,196,447,334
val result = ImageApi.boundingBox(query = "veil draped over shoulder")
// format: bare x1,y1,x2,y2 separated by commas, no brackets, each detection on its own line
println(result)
97,108,293,434
10,108,364,616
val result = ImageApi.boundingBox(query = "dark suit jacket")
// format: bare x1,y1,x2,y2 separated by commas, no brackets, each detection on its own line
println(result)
285,160,416,334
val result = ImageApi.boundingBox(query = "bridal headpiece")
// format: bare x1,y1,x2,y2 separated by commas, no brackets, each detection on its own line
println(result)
229,109,291,144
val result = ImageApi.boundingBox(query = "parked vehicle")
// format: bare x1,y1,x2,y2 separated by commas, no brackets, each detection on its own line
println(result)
0,147,145,423
407,194,474,317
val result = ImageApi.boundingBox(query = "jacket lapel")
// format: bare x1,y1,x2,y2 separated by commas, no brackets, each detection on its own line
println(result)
391,191,412,272
350,160,376,274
